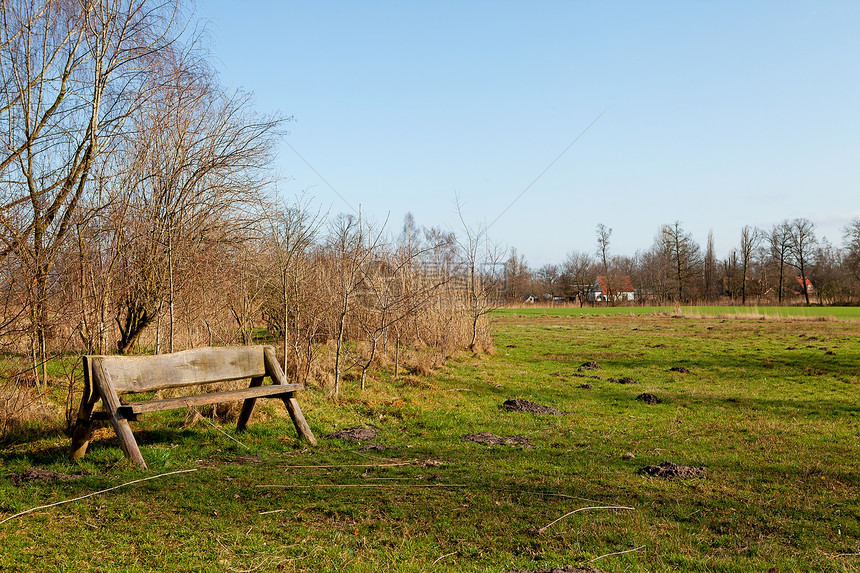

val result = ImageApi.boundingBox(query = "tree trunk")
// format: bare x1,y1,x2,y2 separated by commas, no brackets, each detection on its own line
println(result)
333,292,349,398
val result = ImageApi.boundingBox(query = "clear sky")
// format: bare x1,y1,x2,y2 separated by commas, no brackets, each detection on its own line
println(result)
203,1,860,268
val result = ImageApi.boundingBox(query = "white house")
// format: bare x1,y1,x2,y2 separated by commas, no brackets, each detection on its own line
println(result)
588,276,635,302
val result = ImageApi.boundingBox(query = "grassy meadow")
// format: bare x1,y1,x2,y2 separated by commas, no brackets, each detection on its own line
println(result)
0,309,858,572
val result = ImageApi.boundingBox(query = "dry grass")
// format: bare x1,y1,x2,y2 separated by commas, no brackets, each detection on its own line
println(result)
0,375,62,435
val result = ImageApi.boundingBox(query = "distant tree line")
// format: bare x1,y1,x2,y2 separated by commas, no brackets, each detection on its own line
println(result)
503,219,860,307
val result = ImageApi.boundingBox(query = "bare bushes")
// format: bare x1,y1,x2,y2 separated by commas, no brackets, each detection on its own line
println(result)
0,366,61,437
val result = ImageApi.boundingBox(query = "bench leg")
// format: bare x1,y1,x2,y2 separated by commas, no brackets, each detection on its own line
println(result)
236,376,265,432
281,393,318,446
92,360,148,469
262,347,317,445
70,387,100,462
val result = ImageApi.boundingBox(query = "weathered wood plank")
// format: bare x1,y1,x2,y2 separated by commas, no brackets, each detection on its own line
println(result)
120,383,302,414
282,394,318,446
94,346,268,393
69,357,100,462
236,376,265,431
91,359,148,468
264,347,318,445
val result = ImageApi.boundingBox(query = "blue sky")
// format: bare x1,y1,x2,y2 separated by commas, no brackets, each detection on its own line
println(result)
203,1,860,267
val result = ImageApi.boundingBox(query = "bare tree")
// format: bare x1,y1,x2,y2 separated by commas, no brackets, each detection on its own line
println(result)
596,223,612,274
456,202,504,353
722,249,741,302
535,264,560,300
502,248,531,301
560,250,595,306
844,217,860,286
261,195,322,367
768,222,792,303
112,48,283,353
0,0,186,382
324,212,386,397
703,230,720,302
785,218,817,305
658,221,702,303
811,238,846,304
738,226,762,305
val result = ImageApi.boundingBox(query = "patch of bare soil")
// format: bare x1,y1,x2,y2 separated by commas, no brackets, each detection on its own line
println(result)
577,361,602,371
578,383,593,389
669,366,690,373
609,376,637,384
501,399,565,415
636,393,662,405
505,565,607,573
325,427,378,442
640,461,705,479
464,433,533,448
8,468,89,486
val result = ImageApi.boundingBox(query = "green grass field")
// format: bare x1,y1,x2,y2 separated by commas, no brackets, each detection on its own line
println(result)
495,304,860,320
1,312,858,572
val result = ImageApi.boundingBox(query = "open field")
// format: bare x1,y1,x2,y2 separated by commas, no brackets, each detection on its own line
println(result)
496,305,860,320
1,312,858,572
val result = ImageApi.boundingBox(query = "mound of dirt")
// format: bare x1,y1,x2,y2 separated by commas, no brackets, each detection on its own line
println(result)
669,366,690,373
325,427,378,442
640,461,705,479
578,383,593,389
8,468,88,486
464,433,533,448
501,399,564,415
578,361,602,371
636,393,661,405
609,377,637,384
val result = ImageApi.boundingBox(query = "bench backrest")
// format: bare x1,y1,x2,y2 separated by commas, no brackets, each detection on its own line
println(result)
86,345,271,394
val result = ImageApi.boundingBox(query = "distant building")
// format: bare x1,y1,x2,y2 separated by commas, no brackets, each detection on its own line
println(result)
588,275,635,302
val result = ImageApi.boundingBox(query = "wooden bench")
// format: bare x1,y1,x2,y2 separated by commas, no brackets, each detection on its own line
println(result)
70,345,316,468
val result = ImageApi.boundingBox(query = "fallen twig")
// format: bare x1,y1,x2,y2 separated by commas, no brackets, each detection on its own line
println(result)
590,544,646,562
537,505,635,534
0,469,197,526
191,406,249,450
432,551,457,564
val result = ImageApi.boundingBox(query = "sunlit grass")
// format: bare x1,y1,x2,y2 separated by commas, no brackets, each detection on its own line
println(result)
1,314,858,572
495,304,860,320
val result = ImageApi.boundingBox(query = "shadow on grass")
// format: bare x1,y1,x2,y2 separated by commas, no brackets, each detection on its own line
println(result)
0,420,227,469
